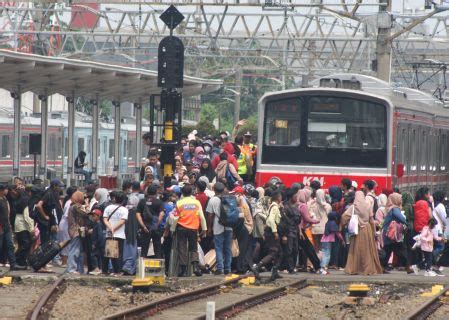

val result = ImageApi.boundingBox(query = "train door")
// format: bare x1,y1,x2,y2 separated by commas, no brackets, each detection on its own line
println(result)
420,128,428,188
396,125,407,192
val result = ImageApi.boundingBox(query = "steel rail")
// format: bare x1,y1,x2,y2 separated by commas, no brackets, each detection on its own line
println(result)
102,275,252,320
406,287,449,320
27,276,66,320
195,279,308,320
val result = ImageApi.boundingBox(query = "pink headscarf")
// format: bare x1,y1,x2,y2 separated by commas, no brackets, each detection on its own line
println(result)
298,188,311,204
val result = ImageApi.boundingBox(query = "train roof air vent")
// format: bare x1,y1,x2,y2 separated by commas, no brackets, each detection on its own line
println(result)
320,78,341,88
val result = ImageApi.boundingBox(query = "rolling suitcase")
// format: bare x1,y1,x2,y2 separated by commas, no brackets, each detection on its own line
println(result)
28,239,71,271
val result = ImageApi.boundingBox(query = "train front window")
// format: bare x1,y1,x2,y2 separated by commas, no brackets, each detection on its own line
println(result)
262,94,388,168
264,98,301,146
307,97,386,150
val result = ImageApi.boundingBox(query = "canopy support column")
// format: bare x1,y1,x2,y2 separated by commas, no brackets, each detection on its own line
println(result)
135,102,142,181
91,96,99,181
12,89,21,178
39,94,48,182
113,100,121,188
66,94,75,187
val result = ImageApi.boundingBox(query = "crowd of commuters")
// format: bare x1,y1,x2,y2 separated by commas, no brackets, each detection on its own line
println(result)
0,130,449,279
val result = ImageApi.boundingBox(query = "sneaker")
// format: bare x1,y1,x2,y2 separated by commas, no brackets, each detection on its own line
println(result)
434,270,445,277
424,271,437,277
319,268,329,275
439,266,444,272
411,265,419,275
213,270,224,275
4,263,10,268
224,270,231,275
88,269,101,276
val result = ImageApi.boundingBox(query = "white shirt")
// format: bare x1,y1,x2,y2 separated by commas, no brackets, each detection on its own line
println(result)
103,204,128,239
433,203,448,236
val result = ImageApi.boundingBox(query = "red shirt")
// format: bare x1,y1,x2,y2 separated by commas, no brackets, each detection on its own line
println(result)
195,192,209,212
413,200,430,233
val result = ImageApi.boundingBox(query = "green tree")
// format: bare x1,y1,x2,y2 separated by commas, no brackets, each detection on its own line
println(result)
200,103,219,123
195,119,218,137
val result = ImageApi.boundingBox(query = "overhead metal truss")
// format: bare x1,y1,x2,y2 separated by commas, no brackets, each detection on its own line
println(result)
0,1,449,90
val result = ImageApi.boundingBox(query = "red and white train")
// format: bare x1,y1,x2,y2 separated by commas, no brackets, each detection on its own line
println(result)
256,73,449,194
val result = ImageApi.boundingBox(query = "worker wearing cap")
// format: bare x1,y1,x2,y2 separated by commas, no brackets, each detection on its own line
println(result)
174,184,207,277
242,132,257,181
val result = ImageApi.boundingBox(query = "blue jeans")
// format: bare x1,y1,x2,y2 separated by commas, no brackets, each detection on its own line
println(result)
433,241,445,264
122,241,137,275
74,168,92,184
320,242,332,269
67,237,84,273
214,230,233,272
0,228,16,266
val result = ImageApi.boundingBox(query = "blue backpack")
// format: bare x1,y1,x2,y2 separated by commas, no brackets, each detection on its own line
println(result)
225,164,237,186
219,195,242,228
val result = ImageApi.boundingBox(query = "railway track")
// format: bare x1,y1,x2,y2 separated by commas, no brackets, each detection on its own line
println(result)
26,276,67,320
103,276,307,320
406,287,449,320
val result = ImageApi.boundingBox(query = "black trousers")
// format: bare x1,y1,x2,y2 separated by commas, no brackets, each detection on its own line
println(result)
260,230,282,267
38,223,51,245
282,234,298,271
298,229,321,271
15,231,31,266
163,235,172,274
139,229,162,258
176,225,198,266
383,241,409,268
102,238,124,274
235,224,253,273
423,251,433,271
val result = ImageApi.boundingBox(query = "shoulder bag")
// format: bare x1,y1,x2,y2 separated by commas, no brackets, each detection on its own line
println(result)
105,205,122,259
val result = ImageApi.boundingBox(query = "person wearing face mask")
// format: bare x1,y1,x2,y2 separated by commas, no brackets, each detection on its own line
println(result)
202,140,214,158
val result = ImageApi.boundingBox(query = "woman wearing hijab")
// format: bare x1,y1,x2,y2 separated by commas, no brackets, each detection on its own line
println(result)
382,193,411,273
374,193,388,249
67,191,88,274
193,146,206,168
297,188,321,272
252,187,269,263
310,189,331,252
341,191,383,275
91,188,110,212
199,158,216,183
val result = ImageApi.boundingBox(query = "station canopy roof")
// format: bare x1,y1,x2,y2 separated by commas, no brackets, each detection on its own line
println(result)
0,50,222,102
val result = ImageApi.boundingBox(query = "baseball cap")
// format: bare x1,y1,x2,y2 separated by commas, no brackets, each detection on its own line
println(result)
243,131,252,136
231,185,245,195
91,209,102,217
351,181,358,189
50,179,64,187
0,183,7,190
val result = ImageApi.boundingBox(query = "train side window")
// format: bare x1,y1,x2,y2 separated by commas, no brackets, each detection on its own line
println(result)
128,140,134,160
1,135,9,157
123,139,127,158
411,129,417,171
21,136,29,157
400,128,406,166
109,139,115,158
78,137,85,153
420,130,427,171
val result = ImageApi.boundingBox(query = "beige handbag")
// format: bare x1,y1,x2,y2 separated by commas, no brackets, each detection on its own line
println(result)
105,238,119,258
104,205,122,259
231,239,240,257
